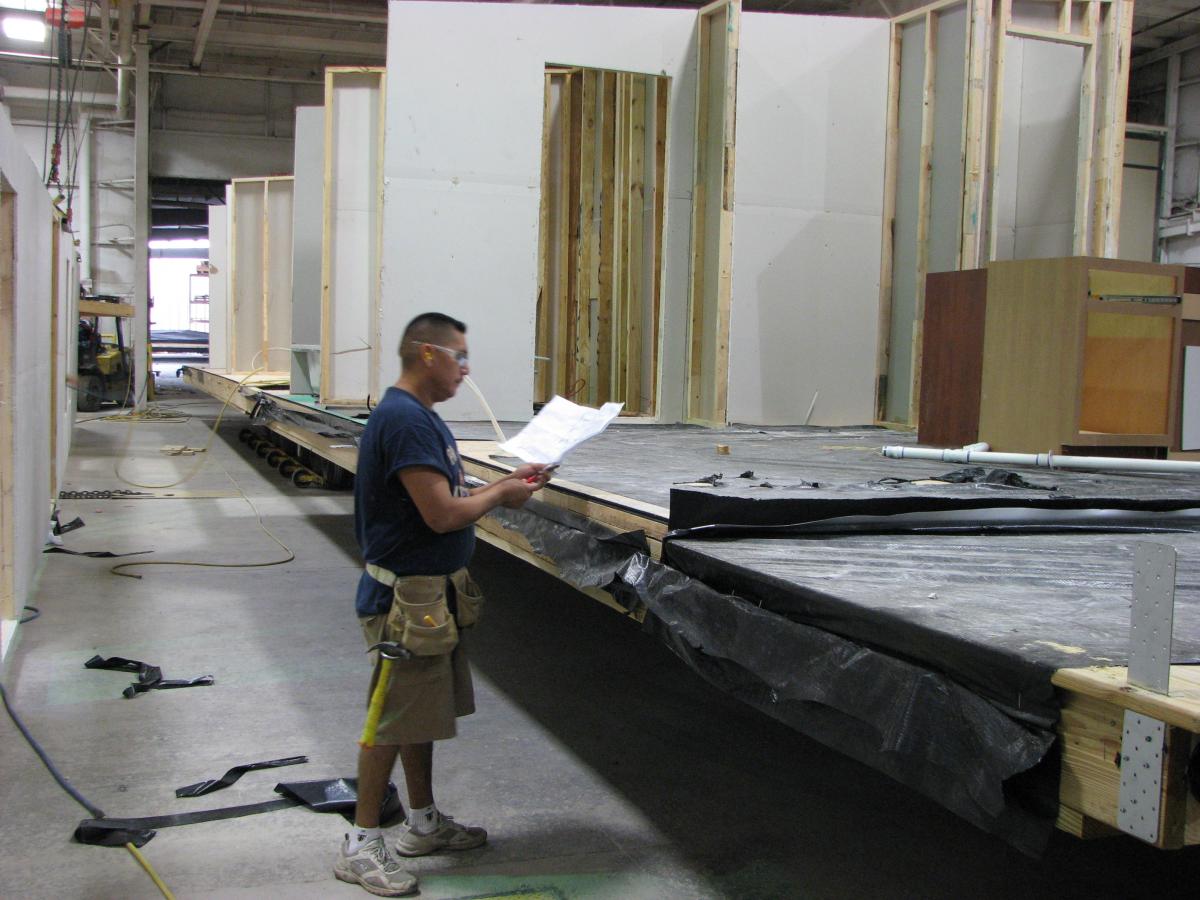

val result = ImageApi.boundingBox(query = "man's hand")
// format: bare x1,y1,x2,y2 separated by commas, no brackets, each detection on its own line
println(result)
509,463,555,488
497,477,538,509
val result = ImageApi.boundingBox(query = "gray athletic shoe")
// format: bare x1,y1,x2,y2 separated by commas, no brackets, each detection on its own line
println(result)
394,813,487,857
333,835,419,897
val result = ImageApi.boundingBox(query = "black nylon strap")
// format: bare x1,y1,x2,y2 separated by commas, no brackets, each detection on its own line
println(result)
176,756,309,798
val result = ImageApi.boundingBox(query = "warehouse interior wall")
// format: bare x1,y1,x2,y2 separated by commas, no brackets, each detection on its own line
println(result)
725,13,889,426
0,105,75,659
290,106,324,395
381,0,698,423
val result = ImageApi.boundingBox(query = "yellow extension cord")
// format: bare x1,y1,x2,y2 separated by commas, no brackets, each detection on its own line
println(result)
92,367,297,579
125,842,175,900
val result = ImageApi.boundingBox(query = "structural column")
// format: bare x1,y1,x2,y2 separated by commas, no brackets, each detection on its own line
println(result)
133,37,150,408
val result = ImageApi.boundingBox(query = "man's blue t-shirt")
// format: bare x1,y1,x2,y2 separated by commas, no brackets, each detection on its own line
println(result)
353,387,474,616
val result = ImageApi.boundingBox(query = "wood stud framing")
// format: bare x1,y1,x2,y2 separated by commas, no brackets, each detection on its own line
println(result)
877,0,1135,426
687,0,740,425
535,65,666,416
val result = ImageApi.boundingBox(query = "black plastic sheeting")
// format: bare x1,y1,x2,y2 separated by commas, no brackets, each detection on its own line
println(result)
668,475,1200,533
482,503,1060,854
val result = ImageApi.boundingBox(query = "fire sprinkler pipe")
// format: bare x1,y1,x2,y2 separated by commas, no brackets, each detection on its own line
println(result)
881,445,1200,476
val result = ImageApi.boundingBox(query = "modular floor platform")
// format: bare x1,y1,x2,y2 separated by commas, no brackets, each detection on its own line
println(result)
183,367,1200,853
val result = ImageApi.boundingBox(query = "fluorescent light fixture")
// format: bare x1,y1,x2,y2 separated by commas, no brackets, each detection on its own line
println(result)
148,239,210,250
0,1,48,12
2,15,45,42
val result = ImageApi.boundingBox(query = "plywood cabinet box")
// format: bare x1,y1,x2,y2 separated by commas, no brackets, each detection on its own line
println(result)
919,257,1184,454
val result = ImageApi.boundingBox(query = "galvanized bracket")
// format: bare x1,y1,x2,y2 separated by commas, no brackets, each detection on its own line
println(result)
1117,542,1176,845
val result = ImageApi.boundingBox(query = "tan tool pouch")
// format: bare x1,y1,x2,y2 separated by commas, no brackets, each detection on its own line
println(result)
385,574,460,657
450,569,485,628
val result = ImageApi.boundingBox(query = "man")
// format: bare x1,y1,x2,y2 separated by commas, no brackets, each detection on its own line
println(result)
335,312,550,896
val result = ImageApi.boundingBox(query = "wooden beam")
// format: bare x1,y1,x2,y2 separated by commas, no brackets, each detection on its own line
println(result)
909,10,939,427
565,72,584,398
555,73,574,398
985,0,1012,261
535,74,554,405
626,75,647,414
79,299,135,317
614,72,632,404
1091,0,1133,258
649,76,668,419
959,0,990,269
597,71,617,402
1072,0,1099,256
574,70,597,407
260,179,270,369
876,22,903,423
1005,25,1093,46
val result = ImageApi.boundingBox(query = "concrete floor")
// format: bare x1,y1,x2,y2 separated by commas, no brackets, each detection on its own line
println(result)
4,382,1200,899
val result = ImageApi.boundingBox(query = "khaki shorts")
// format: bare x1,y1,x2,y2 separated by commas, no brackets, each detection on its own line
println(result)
359,613,475,745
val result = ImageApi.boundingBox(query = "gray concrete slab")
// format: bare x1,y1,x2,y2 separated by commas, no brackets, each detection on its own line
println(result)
3,383,1200,898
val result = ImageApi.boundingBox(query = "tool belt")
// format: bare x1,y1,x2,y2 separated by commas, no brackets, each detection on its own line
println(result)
365,565,484,656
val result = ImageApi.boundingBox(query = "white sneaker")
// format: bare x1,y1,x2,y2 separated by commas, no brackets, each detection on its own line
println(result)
394,812,487,857
333,835,419,897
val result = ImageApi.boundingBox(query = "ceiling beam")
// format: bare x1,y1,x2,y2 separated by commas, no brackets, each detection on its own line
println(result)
191,0,221,67
143,0,388,25
1132,30,1200,69
149,23,386,58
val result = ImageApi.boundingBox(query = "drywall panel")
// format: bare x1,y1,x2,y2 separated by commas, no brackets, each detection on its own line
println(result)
994,38,1083,261
928,5,968,275
291,106,324,395
383,1,697,422
322,71,383,406
885,19,926,422
0,105,57,643
726,14,889,427
207,199,229,371
230,181,265,371
1119,135,1159,262
265,179,294,372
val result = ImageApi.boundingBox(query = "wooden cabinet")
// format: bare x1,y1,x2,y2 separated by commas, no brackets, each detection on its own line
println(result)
918,257,1184,454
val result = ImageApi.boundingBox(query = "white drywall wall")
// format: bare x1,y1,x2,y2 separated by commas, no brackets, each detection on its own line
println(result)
0,104,74,651
231,180,265,370
383,1,697,422
993,38,1083,261
323,72,382,405
291,106,324,394
265,179,294,373
208,196,230,371
726,14,889,427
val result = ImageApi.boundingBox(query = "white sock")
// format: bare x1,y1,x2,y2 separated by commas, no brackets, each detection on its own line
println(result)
346,826,382,853
408,804,439,834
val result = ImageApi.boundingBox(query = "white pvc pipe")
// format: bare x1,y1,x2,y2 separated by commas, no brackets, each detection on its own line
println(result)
882,445,1200,476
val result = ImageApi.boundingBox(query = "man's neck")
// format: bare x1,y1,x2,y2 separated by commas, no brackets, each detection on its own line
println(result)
395,375,434,409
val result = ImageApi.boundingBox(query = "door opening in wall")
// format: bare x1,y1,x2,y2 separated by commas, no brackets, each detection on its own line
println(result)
535,63,668,417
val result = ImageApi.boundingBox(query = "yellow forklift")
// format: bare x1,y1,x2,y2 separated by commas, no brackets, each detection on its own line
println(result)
76,296,135,412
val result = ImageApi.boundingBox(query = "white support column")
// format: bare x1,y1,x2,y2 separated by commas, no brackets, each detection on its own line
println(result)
1162,54,1179,223
78,113,93,290
133,37,150,407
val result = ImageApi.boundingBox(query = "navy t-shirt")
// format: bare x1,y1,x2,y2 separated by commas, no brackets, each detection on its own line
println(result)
354,387,474,616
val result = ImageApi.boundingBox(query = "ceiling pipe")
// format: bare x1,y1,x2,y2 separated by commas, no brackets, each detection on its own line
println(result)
882,445,1200,476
